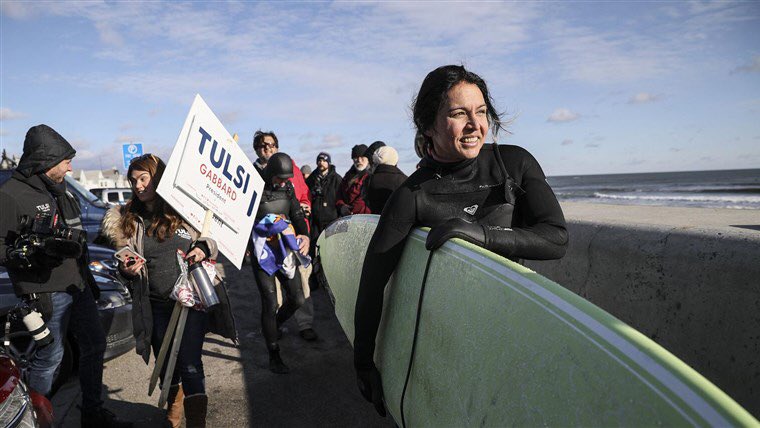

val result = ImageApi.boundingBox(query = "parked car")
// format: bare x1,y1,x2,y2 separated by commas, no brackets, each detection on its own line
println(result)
0,351,53,427
0,244,133,395
90,187,132,206
0,170,109,242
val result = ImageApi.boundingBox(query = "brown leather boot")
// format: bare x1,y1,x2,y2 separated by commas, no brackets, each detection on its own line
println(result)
183,394,208,428
166,384,184,428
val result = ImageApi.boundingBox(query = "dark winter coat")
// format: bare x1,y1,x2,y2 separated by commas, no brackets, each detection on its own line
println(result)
0,125,96,296
335,167,371,215
305,165,342,229
100,206,238,364
364,164,408,214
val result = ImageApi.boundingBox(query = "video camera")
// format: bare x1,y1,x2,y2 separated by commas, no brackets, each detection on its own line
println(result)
7,212,86,269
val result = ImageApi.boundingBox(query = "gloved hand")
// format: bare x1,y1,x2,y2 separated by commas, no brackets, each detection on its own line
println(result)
356,365,386,417
426,218,486,250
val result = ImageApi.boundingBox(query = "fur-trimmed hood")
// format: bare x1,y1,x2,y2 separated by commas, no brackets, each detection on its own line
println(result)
99,205,216,259
100,206,130,249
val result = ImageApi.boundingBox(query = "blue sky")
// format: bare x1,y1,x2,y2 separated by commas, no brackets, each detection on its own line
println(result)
1,1,759,177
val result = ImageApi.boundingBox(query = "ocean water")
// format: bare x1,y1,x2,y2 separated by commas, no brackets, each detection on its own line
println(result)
547,169,760,210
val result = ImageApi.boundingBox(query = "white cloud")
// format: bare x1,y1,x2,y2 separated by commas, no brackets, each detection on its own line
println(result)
0,108,25,121
94,20,124,46
0,1,33,19
58,71,239,104
322,134,345,148
731,56,760,74
548,108,580,123
539,2,757,84
219,111,243,125
114,135,141,143
628,92,663,104
541,19,676,83
298,134,346,153
4,1,759,176
4,2,534,109
585,143,600,148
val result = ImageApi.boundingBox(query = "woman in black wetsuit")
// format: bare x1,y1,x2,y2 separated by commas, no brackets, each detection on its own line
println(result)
251,152,310,373
353,65,569,415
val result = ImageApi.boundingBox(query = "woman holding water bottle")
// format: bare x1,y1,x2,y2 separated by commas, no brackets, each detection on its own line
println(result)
99,154,236,428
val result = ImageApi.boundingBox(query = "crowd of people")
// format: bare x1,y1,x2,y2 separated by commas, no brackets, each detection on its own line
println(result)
246,132,410,376
0,64,567,426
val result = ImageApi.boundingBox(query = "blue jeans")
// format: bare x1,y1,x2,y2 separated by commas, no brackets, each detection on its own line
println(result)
151,300,208,395
28,288,106,410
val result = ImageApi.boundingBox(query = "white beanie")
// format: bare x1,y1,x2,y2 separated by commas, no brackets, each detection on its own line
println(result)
373,146,399,166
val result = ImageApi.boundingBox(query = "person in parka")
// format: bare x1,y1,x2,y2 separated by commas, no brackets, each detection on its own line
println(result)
0,124,130,427
305,152,342,245
99,154,237,428
364,146,408,214
336,144,371,216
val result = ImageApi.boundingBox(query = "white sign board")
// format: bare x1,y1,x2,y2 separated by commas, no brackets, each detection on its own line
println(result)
157,94,263,269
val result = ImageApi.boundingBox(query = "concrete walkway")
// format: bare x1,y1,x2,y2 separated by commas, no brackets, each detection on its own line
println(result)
51,257,394,427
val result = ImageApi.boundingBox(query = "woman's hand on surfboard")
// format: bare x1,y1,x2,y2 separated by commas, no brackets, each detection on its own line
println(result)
426,218,486,250
357,365,386,417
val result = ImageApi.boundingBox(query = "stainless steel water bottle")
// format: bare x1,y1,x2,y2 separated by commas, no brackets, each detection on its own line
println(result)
188,262,220,308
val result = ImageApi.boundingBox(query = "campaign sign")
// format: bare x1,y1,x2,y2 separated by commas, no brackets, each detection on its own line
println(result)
122,143,144,169
157,94,263,269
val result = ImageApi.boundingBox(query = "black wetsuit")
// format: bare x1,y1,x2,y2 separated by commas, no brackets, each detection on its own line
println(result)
353,144,568,370
251,182,309,351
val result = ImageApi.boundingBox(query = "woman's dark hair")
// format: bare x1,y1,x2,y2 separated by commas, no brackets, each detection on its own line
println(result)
253,130,279,149
120,154,183,241
412,65,504,157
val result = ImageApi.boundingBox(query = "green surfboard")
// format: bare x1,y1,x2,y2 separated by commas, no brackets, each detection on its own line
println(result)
319,215,758,427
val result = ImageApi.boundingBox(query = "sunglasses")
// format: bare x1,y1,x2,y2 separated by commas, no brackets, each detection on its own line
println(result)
254,143,277,150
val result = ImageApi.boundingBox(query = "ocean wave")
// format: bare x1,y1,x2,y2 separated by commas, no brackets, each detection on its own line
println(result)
664,186,760,194
549,169,760,209
553,185,760,195
592,192,760,204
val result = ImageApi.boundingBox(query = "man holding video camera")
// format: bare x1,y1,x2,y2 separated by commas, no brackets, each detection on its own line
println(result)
0,124,129,427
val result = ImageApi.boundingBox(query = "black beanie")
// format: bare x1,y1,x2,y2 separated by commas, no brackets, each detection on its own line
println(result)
317,152,332,165
351,144,368,159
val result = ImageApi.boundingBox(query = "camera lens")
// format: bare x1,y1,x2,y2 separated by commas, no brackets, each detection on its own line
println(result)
21,307,53,348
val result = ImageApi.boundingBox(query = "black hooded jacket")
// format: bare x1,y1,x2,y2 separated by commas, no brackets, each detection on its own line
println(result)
0,125,94,295
305,165,342,228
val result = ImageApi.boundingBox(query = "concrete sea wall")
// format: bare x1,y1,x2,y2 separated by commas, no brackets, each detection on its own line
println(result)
525,202,760,418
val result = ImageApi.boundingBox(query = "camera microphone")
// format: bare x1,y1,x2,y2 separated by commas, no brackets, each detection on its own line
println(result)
43,237,83,259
